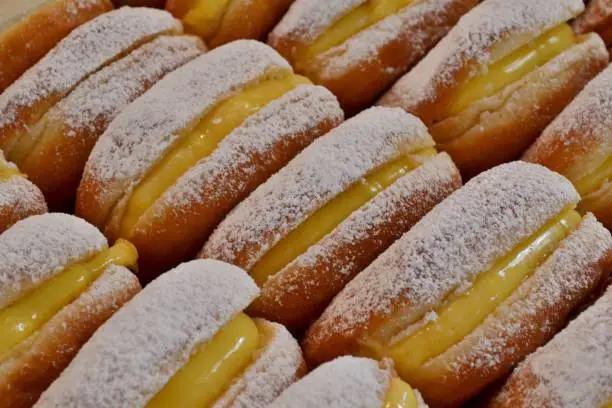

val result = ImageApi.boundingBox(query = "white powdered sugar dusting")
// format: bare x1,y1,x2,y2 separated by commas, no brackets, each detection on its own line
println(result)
35,259,259,408
48,35,204,135
0,174,47,220
312,162,579,342
271,0,367,44
202,107,434,269
84,40,290,217
0,213,106,310
318,0,463,79
0,7,181,129
269,357,391,408
213,320,303,408
382,0,583,108
149,84,343,216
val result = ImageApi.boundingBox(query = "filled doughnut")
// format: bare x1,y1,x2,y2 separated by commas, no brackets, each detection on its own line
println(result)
36,259,305,408
379,0,609,178
524,63,612,230
19,34,205,211
0,213,141,408
166,0,294,48
201,107,461,331
0,151,47,233
304,162,612,407
76,40,343,279
0,0,112,93
268,0,477,115
490,285,612,407
573,0,612,47
0,7,182,172
269,356,428,408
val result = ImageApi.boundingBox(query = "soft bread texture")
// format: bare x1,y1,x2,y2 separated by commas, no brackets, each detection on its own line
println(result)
410,214,612,406
428,33,608,178
0,213,106,310
202,107,461,330
377,0,605,176
524,63,612,228
0,265,141,408
304,162,579,360
0,7,182,159
573,0,612,46
129,85,343,278
0,0,112,93
490,285,612,408
269,356,429,408
269,0,477,114
0,152,47,233
77,40,290,229
212,319,306,408
20,35,204,211
167,0,294,48
36,259,301,407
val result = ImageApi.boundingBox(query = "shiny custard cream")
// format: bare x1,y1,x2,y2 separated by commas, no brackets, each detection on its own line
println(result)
182,0,232,40
383,377,418,408
446,23,576,117
295,0,416,69
147,313,260,408
119,73,311,238
0,160,22,181
573,156,612,199
363,209,581,382
0,239,138,359
249,147,438,286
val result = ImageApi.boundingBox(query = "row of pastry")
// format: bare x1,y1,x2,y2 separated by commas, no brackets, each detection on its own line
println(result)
0,0,611,407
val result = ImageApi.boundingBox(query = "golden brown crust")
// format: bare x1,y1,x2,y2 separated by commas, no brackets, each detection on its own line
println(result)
428,33,609,178
0,175,47,233
0,266,141,408
113,0,165,7
269,0,477,115
0,0,113,94
247,154,461,332
167,0,294,47
573,0,612,46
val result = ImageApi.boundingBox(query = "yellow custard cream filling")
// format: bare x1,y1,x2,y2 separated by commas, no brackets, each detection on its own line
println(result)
447,23,575,116
574,156,612,198
0,239,138,359
0,162,21,180
182,0,232,40
383,378,418,408
120,74,311,238
250,148,437,286
296,0,415,67
148,313,259,408
368,209,581,380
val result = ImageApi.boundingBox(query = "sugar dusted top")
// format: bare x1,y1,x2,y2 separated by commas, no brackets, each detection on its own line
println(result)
310,162,579,343
269,357,391,408
0,213,106,310
381,0,583,109
202,107,434,269
35,259,259,408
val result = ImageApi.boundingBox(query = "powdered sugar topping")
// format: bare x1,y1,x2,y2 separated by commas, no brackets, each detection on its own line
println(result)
0,213,106,310
35,259,259,408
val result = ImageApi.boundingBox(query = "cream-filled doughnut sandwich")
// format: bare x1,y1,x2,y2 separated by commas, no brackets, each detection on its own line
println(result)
269,0,477,114
379,0,609,178
0,213,140,408
0,151,47,233
573,0,612,48
202,107,461,331
269,356,428,408
166,0,294,48
76,40,343,279
20,34,205,210
0,7,182,174
36,259,305,408
0,0,112,93
304,162,612,407
524,63,612,230
490,285,612,408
